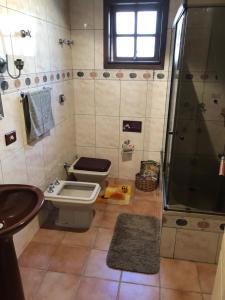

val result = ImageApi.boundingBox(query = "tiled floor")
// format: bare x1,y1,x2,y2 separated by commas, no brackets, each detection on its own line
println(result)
19,179,216,300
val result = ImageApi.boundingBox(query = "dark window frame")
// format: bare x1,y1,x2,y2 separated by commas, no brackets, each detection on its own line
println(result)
104,0,169,69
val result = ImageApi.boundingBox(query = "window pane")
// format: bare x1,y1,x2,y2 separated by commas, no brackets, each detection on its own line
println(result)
116,37,134,57
116,12,135,34
137,37,155,57
137,11,157,34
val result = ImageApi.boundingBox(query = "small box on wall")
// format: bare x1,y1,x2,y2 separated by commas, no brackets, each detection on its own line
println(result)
123,120,142,133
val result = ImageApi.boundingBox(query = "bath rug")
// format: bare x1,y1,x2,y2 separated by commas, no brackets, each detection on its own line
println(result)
96,184,131,205
107,213,160,274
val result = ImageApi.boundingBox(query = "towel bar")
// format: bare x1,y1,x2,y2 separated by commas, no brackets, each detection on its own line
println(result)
20,87,52,103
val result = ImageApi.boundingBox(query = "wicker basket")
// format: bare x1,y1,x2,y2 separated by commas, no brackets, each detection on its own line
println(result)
135,173,158,192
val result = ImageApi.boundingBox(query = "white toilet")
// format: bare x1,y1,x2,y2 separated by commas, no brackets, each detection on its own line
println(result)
68,157,111,186
44,180,101,229
44,157,111,229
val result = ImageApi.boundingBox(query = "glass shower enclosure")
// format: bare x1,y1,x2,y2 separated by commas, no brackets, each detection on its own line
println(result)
163,3,225,215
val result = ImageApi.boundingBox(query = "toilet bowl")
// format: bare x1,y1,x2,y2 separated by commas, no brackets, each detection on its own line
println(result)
44,180,101,229
68,157,111,186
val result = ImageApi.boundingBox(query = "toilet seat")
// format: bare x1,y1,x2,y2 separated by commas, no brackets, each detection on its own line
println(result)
68,157,111,185
73,157,111,172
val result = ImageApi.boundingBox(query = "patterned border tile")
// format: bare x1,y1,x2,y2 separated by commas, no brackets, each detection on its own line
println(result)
163,212,225,233
72,69,155,81
0,69,73,94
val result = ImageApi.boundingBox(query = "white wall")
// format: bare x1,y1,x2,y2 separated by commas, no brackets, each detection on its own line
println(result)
0,0,75,256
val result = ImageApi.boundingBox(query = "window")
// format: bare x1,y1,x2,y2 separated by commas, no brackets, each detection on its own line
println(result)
104,0,169,69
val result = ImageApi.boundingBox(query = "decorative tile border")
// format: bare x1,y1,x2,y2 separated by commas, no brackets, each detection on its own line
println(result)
0,69,73,94
181,71,224,82
163,212,225,233
72,69,168,81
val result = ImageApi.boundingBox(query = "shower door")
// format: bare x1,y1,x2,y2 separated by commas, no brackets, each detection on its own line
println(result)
164,5,225,214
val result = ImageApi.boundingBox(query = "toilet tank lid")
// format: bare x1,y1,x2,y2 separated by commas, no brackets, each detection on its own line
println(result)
74,157,111,172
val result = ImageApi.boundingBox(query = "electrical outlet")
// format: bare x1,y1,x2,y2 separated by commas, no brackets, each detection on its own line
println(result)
5,130,17,146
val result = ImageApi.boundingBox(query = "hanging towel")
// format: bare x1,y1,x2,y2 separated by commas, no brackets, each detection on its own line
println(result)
23,88,55,144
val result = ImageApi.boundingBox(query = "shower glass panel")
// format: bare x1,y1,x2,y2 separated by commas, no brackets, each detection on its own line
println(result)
164,6,225,214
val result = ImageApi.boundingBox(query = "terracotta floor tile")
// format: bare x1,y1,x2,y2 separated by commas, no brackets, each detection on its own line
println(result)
33,229,65,245
34,271,80,300
91,210,104,227
197,263,217,294
99,211,120,229
160,288,203,300
160,258,201,292
76,277,119,300
48,245,89,275
84,249,121,281
134,189,158,201
105,204,133,214
62,227,97,248
20,267,46,300
203,294,211,300
132,200,162,217
93,202,107,211
94,228,114,251
118,282,159,300
121,271,159,286
19,242,56,270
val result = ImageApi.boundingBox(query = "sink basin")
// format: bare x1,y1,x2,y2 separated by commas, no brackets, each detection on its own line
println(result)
0,184,44,237
0,184,44,300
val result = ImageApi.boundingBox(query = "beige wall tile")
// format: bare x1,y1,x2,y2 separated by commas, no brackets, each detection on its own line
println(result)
94,0,103,29
76,146,96,158
8,10,36,74
119,150,143,180
7,0,31,15
174,229,219,263
71,30,94,69
74,80,95,115
144,118,164,152
96,116,119,148
46,0,70,28
96,147,119,178
95,80,120,116
25,142,45,187
42,129,60,183
70,0,94,30
147,81,168,118
35,19,50,73
48,24,72,71
94,30,103,69
1,148,28,183
0,6,12,59
143,151,161,163
51,82,74,138
120,81,148,117
0,0,6,6
160,227,176,258
75,115,96,147
0,93,25,155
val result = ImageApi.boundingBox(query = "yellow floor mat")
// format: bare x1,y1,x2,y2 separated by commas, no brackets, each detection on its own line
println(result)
96,184,132,205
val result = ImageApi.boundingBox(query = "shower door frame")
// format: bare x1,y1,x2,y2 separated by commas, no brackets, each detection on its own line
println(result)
163,2,225,216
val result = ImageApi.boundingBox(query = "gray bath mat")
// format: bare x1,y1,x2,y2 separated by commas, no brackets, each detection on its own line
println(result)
106,213,160,274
